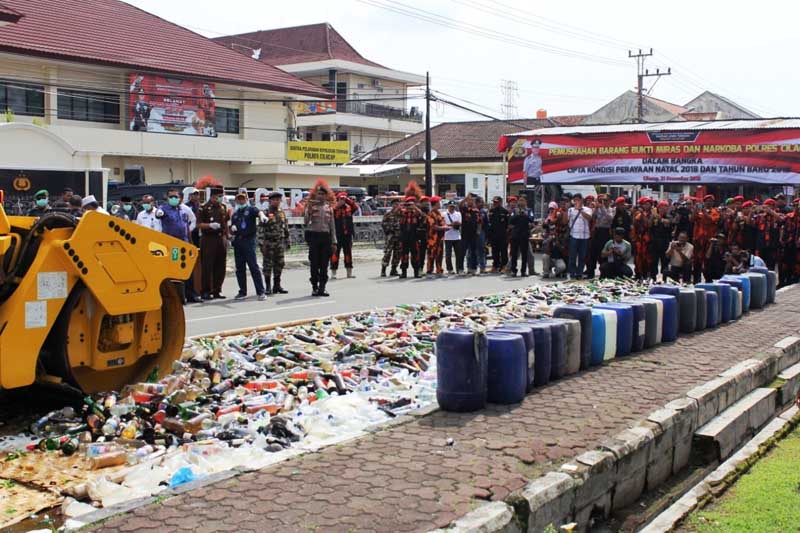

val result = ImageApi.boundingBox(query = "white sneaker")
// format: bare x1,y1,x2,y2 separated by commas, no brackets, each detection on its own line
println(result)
257,294,267,301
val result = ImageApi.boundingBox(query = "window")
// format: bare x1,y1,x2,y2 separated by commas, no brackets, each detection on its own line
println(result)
0,80,44,117
321,132,332,141
305,132,313,141
337,132,348,141
57,89,119,123
216,107,240,134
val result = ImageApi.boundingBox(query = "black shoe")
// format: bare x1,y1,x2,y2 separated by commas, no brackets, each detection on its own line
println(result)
201,293,213,301
273,276,288,294
381,266,387,277
188,296,203,303
214,293,226,299
390,268,399,276
318,284,329,297
399,270,407,279
414,269,421,279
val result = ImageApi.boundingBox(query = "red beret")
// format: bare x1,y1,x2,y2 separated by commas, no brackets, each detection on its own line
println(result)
336,192,348,199
585,194,595,201
403,196,416,202
638,196,652,205
703,194,715,201
763,198,776,206
793,198,800,204
733,195,744,202
615,196,626,204
657,200,669,207
430,195,442,203
507,196,518,201
741,200,754,208
420,196,430,202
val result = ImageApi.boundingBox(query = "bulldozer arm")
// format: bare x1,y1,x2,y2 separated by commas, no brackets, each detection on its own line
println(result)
0,211,197,391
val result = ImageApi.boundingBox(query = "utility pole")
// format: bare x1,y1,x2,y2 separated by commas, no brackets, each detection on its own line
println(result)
500,79,519,120
628,49,670,123
425,71,433,196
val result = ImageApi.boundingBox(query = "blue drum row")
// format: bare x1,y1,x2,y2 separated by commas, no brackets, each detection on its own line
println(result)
436,271,774,413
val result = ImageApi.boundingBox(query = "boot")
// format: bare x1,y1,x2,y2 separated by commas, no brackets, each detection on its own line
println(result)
399,269,407,279
311,278,318,296
381,265,387,277
413,269,421,279
330,269,337,280
347,268,355,279
317,282,330,297
273,274,288,294
263,275,272,296
390,267,399,276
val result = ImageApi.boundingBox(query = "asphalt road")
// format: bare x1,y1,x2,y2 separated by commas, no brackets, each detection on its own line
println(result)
184,259,555,337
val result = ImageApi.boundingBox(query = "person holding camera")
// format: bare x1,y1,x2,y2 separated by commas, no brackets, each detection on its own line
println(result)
509,196,534,277
705,232,728,281
651,200,673,281
666,230,694,283
755,198,782,270
599,227,633,279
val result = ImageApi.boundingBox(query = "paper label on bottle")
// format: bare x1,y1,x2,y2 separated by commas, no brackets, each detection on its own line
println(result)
25,301,47,329
37,271,67,300
638,320,646,337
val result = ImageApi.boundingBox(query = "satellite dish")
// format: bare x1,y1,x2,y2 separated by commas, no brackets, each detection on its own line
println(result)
430,149,438,161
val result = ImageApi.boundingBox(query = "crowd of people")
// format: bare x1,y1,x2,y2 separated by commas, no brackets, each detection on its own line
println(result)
378,183,798,287
21,181,798,304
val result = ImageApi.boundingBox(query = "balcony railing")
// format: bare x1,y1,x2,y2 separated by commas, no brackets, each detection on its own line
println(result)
337,101,423,123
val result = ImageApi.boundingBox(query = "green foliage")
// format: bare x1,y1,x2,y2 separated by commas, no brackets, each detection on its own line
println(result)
686,426,800,532
2,109,14,123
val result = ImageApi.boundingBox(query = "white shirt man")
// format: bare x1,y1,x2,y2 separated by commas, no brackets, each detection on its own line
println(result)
568,205,593,240
443,207,462,241
136,207,162,232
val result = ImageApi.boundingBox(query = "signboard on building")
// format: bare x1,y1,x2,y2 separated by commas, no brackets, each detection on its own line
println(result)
504,128,800,185
287,141,350,164
128,74,216,136
296,101,336,115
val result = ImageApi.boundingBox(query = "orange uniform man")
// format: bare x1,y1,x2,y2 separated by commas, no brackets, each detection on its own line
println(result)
692,194,721,283
631,197,654,279
426,196,446,276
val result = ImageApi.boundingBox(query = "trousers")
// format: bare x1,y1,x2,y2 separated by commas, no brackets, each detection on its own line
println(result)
586,229,610,277
510,237,528,274
568,237,589,278
382,235,401,268
261,241,285,279
490,235,508,269
400,235,425,270
331,234,353,270
444,240,464,273
427,237,444,274
462,235,479,272
200,235,226,296
233,237,265,296
306,231,331,286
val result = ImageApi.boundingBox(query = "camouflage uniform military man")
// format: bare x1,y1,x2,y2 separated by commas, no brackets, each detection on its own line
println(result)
258,191,290,295
381,198,402,277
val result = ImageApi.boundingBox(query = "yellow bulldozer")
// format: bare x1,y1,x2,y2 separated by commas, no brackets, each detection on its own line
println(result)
0,202,197,393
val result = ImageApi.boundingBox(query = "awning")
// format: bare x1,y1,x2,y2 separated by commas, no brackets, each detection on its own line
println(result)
342,163,409,178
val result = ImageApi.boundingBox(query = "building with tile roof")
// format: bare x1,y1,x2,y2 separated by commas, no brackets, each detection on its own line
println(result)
216,23,426,159
0,0,357,208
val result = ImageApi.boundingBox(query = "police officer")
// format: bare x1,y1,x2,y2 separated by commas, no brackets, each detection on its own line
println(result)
258,191,290,295
231,192,267,301
198,187,229,300
27,190,50,217
381,198,402,277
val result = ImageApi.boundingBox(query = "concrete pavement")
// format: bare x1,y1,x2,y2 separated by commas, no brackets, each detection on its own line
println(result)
185,260,553,337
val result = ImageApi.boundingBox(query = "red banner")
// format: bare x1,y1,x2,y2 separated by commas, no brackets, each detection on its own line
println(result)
503,128,800,185
128,74,217,136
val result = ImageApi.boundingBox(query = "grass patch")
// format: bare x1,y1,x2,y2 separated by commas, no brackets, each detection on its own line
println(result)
684,425,800,532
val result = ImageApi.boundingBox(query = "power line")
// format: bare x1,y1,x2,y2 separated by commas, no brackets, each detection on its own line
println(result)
357,0,629,67
629,48,671,123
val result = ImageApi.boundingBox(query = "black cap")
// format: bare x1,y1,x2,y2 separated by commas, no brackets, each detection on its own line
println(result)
614,227,625,235
210,187,224,196
62,187,73,193
121,196,132,202
268,191,283,199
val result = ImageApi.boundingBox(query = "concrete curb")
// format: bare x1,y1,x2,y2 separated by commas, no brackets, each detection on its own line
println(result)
640,404,800,533
431,306,800,533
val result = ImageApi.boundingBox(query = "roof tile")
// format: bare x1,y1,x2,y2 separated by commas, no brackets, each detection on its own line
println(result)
0,0,330,96
214,23,384,68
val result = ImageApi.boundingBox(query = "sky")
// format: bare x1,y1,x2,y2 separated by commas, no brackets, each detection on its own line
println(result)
126,0,796,124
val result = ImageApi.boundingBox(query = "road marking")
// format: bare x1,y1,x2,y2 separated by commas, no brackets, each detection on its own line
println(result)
186,300,338,323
